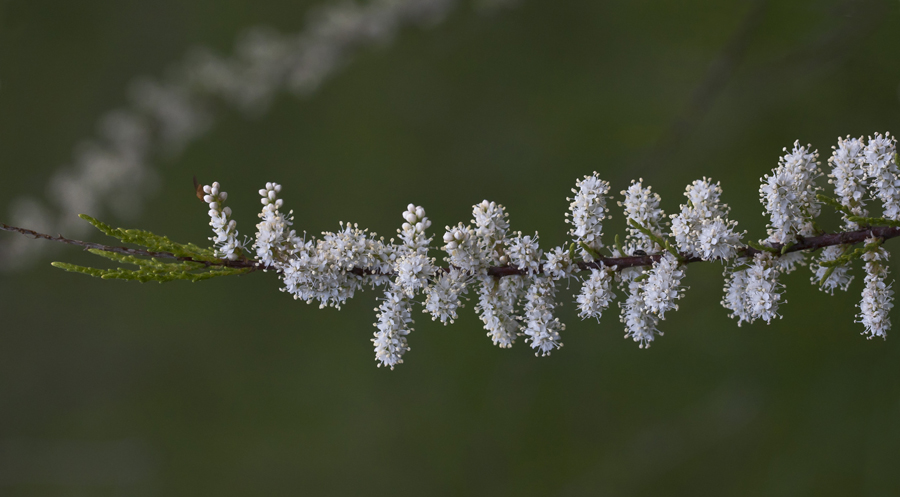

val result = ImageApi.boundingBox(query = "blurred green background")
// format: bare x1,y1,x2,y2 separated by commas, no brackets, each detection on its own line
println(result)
1,0,900,494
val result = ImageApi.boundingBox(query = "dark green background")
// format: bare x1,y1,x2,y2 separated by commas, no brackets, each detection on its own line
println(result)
1,0,899,494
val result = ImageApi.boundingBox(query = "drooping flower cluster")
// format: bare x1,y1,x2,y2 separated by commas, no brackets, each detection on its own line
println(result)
521,276,565,356
721,253,785,326
576,266,614,321
191,132,899,369
857,240,893,339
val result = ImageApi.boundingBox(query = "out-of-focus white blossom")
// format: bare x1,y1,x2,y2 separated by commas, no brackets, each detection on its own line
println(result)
670,178,742,260
521,276,564,356
566,172,610,260
203,181,245,260
576,265,614,321
828,135,868,229
857,241,893,339
1,0,473,270
862,132,900,220
760,141,822,244
810,245,853,295
642,252,685,319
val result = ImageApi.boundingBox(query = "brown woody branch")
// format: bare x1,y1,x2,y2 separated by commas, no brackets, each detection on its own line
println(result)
3,222,899,277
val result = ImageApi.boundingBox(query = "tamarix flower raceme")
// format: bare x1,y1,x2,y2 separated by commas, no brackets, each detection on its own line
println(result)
6,132,897,369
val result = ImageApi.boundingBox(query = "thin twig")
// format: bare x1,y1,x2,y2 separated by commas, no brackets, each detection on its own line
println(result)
4,221,899,278
0,223,260,270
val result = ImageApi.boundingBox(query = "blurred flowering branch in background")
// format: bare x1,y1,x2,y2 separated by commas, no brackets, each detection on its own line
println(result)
6,133,898,369
0,0,514,270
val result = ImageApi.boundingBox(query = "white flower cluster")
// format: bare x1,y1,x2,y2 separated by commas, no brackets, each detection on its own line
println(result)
760,141,822,244
521,276,565,356
721,253,784,326
476,276,524,349
862,133,900,220
193,134,898,369
619,275,661,349
670,178,742,260
203,182,244,260
507,233,542,276
620,180,665,254
254,183,296,267
828,135,868,229
576,266,614,321
373,290,414,369
566,173,610,260
424,268,469,325
857,241,893,340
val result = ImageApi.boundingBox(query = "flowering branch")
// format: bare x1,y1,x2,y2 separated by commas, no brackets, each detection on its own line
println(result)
6,132,899,369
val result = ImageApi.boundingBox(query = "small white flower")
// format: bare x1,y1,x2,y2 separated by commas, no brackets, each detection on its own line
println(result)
372,288,413,369
424,268,469,325
398,203,432,254
507,232,542,276
576,265,614,321
203,181,245,260
521,276,564,356
722,252,785,326
472,200,509,264
566,172,610,260
697,217,742,260
642,252,686,319
442,223,481,272
760,140,822,244
544,245,574,280
862,132,900,220
745,252,784,324
828,135,868,228
476,275,523,348
857,240,893,339
619,274,661,349
253,182,297,267
670,178,742,260
721,265,752,326
619,179,666,254
394,252,433,297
